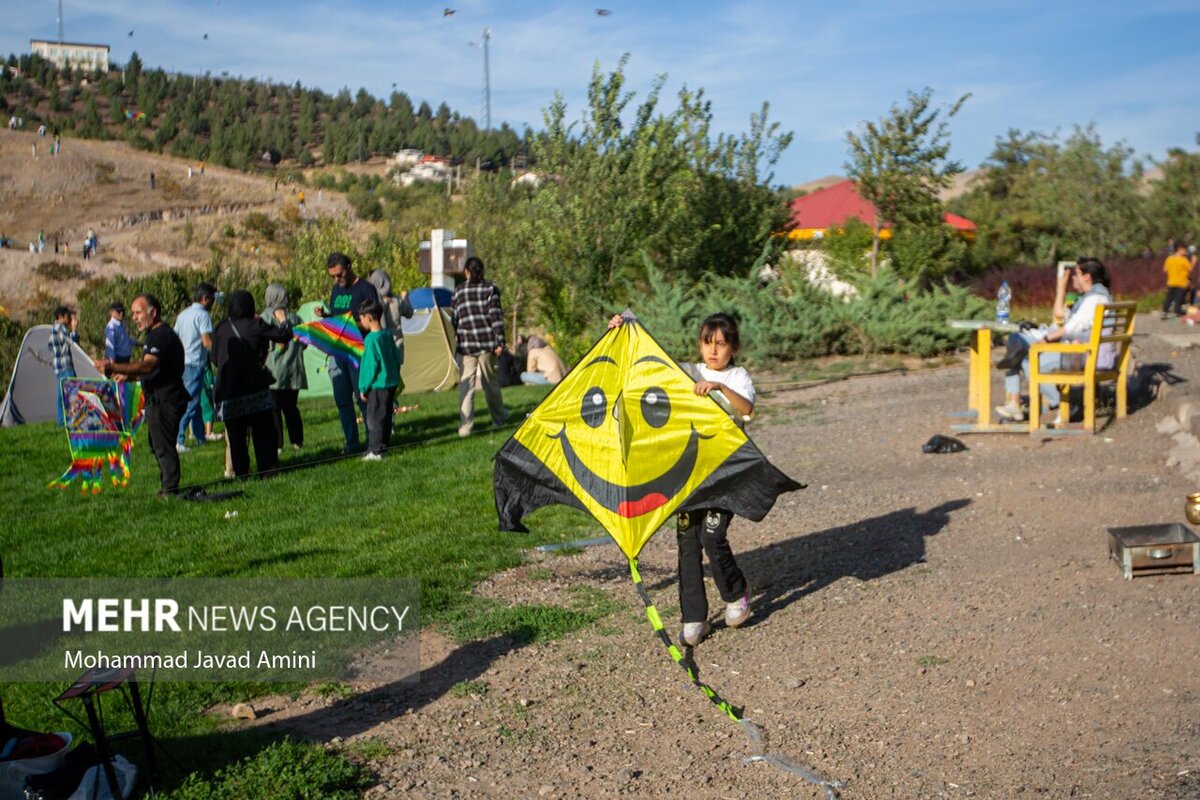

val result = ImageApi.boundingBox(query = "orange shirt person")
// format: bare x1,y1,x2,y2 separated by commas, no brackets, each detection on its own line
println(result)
1163,242,1196,318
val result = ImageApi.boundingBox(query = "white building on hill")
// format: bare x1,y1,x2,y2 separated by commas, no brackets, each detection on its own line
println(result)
30,40,110,72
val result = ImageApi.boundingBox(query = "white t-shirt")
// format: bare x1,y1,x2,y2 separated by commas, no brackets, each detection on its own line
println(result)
690,363,756,407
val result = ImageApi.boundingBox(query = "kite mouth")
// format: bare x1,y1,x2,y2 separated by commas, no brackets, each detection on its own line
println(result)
551,424,711,518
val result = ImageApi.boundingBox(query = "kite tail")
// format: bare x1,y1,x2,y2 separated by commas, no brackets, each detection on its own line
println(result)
628,558,842,797
48,458,105,494
628,557,740,721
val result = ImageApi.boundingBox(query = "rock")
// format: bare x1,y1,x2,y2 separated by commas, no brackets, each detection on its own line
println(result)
1158,416,1182,434
230,703,256,720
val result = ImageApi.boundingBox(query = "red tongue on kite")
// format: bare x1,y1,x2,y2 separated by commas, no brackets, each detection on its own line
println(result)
617,492,668,518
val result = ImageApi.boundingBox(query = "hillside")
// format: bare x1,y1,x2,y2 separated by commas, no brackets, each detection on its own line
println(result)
1,52,527,174
0,129,364,317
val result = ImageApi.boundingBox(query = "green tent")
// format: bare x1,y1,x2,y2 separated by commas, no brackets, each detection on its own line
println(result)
297,301,333,399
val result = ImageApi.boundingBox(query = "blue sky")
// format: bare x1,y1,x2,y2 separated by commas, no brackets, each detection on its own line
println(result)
5,1,1199,186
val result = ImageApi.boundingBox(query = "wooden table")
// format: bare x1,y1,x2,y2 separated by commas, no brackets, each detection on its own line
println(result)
946,319,1026,434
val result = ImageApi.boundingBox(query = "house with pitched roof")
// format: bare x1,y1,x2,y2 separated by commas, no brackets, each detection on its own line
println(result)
787,179,976,241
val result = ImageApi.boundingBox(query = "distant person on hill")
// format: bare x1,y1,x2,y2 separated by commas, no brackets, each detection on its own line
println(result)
1163,241,1197,319
315,252,379,453
97,294,188,496
356,298,402,461
104,301,136,364
262,283,307,451
451,256,508,436
297,189,306,211
521,335,567,385
49,305,79,426
149,172,156,190
174,282,216,451
211,290,293,478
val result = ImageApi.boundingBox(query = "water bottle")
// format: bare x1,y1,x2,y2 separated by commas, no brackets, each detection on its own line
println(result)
996,280,1011,323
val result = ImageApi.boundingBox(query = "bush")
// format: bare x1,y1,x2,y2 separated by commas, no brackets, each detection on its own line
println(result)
0,315,24,403
241,212,278,242
347,188,383,222
34,261,85,281
970,255,1166,309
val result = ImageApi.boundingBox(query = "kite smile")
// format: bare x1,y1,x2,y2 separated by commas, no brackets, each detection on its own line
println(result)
552,424,712,517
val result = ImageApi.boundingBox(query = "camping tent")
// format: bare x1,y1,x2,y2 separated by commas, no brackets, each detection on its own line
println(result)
401,287,459,393
297,301,334,399
0,325,104,426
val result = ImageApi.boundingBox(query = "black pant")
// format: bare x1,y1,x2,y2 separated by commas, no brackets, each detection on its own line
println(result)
225,410,278,478
365,387,397,455
271,389,303,448
1164,287,1188,316
676,509,747,623
146,396,185,493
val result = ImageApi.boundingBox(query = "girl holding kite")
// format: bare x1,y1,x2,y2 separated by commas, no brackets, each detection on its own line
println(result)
610,312,755,646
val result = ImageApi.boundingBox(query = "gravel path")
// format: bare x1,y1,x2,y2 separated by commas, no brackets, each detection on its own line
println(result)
246,314,1200,799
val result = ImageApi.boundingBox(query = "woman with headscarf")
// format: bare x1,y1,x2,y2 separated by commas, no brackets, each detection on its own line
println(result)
366,269,414,365
261,283,307,451
211,290,293,477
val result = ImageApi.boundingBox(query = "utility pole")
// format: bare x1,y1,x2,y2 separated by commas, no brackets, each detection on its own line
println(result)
481,28,492,131
57,0,64,44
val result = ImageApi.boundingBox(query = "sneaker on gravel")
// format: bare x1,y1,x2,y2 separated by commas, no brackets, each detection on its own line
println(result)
994,403,1025,422
680,621,711,647
725,593,752,628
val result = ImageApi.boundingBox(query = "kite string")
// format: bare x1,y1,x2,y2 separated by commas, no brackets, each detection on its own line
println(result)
628,558,842,797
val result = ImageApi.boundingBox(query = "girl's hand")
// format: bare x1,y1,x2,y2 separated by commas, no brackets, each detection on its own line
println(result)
693,381,719,396
607,314,624,329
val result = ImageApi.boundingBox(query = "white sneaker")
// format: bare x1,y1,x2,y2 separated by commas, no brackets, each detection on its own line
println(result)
205,432,224,442
680,621,712,647
994,403,1024,422
725,593,752,628
362,452,383,462
175,442,189,453
458,425,473,438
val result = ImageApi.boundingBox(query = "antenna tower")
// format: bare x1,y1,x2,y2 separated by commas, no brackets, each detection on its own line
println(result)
481,28,492,131
57,0,64,43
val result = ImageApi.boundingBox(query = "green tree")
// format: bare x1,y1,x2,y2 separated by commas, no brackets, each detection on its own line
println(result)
1145,134,1200,246
845,88,968,275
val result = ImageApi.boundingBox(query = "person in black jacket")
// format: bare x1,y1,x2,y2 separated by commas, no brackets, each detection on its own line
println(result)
211,290,293,477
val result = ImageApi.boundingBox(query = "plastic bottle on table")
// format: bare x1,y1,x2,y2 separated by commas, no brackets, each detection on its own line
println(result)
996,280,1011,323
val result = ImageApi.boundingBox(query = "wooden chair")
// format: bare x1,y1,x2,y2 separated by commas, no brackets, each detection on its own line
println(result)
1028,301,1136,434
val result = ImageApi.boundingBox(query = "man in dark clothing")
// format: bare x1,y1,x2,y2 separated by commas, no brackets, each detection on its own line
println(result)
96,294,188,495
315,252,380,452
451,256,508,437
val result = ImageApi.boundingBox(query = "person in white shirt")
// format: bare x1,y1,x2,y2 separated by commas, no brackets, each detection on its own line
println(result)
607,311,756,647
996,258,1112,424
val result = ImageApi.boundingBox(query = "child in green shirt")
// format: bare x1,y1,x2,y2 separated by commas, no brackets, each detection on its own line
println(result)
357,299,402,461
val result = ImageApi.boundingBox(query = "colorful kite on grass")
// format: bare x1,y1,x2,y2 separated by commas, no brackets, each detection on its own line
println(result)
49,378,145,494
493,313,839,793
123,109,146,123
293,314,364,367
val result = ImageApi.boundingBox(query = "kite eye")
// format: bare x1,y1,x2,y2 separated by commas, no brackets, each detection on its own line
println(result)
581,387,607,428
640,386,670,428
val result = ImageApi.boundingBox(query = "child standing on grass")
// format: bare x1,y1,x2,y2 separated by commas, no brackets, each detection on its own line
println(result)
608,311,756,647
357,299,402,462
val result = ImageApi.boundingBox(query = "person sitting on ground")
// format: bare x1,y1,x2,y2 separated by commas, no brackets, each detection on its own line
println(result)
995,258,1113,425
496,335,523,388
356,298,402,461
211,290,293,478
521,335,567,385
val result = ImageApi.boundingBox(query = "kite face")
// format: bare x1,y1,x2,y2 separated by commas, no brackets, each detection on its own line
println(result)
496,320,802,559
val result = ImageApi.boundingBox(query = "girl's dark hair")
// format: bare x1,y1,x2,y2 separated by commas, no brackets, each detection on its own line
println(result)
1075,257,1110,289
699,312,741,353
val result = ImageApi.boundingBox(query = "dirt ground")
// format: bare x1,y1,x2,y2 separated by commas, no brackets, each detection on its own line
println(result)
224,314,1200,799
0,130,355,316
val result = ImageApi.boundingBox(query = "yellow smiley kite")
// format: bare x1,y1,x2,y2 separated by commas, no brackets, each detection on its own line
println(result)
494,313,802,560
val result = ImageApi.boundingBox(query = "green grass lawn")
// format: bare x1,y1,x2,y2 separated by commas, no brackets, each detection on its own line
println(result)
0,385,608,797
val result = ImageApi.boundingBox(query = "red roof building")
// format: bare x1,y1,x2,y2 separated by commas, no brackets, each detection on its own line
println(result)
787,179,975,240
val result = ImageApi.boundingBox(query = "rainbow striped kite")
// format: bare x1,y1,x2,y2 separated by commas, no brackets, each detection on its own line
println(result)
124,108,146,122
293,313,365,366
50,378,145,494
